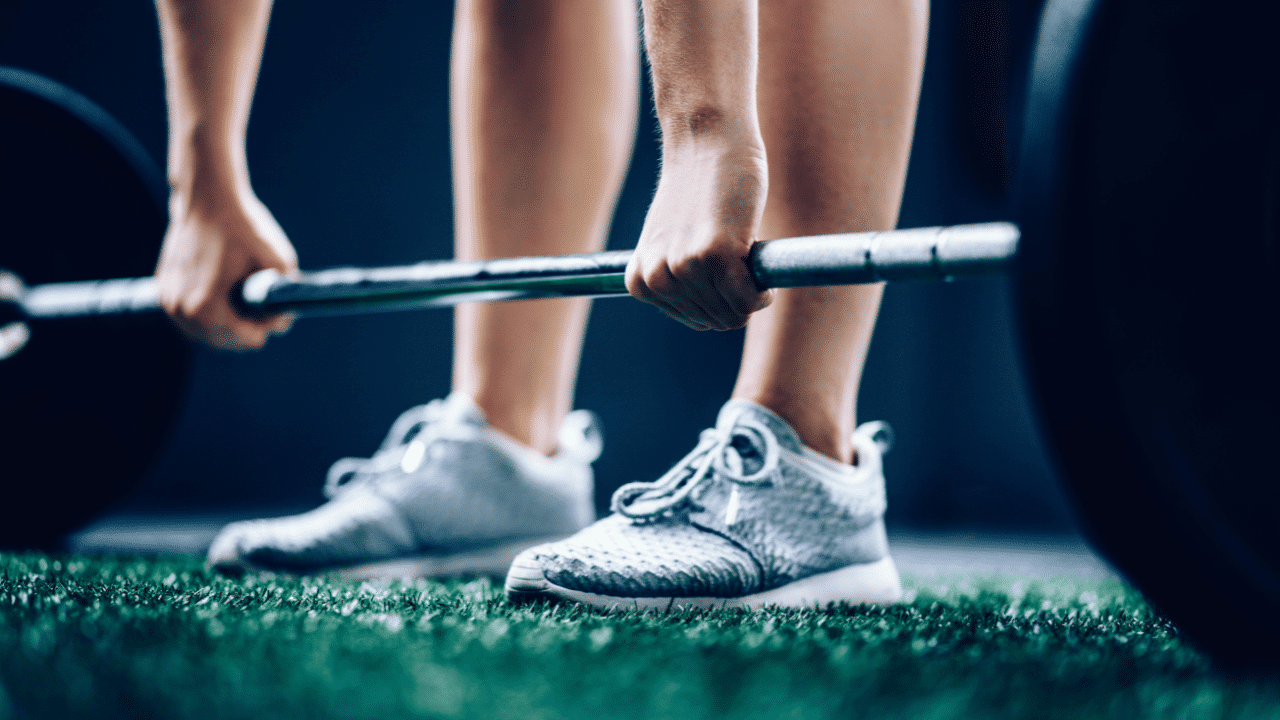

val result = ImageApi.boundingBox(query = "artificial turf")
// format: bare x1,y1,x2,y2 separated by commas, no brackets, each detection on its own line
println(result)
0,553,1277,720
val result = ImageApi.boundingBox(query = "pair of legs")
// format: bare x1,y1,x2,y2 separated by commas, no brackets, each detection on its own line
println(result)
453,0,927,463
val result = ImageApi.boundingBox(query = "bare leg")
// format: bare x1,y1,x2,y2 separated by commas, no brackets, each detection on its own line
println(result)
451,0,639,454
733,0,928,463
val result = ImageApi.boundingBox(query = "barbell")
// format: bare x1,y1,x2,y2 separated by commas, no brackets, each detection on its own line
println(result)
4,221,1020,327
0,0,1276,667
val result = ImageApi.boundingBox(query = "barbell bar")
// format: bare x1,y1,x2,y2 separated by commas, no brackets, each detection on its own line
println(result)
6,222,1019,323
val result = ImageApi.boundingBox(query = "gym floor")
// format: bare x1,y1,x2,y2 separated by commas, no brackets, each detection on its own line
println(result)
11,529,1278,720
68,513,1114,579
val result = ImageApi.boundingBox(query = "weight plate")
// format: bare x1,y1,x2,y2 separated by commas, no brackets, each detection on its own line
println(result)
1016,0,1280,665
0,68,191,548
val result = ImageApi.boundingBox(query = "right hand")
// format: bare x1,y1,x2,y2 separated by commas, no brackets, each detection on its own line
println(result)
155,180,299,351
625,140,773,331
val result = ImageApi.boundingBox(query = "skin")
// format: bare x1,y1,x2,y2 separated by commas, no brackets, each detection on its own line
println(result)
634,0,928,462
153,0,927,465
627,1,772,330
154,0,296,350
743,0,927,463
450,0,639,454
152,0,638,454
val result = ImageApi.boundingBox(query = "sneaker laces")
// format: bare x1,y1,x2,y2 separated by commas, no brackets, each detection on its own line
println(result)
611,416,780,520
323,399,450,499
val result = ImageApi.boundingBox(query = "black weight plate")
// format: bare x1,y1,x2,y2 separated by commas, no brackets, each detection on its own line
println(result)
0,68,191,548
1016,0,1280,665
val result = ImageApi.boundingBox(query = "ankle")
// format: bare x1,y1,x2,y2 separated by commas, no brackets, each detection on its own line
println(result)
467,394,560,457
734,391,854,464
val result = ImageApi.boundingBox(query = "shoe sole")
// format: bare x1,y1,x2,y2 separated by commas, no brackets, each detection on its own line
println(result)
504,555,903,610
213,535,566,581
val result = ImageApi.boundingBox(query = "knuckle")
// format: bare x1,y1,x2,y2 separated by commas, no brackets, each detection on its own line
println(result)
725,312,750,330
729,290,759,317
707,307,738,329
755,288,776,311
157,293,181,317
624,265,649,298
643,267,677,296
188,300,225,328
211,323,264,352
667,253,701,280
720,272,766,316
242,330,269,351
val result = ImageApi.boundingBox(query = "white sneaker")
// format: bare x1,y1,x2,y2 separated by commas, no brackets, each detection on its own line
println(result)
207,393,601,579
505,400,902,609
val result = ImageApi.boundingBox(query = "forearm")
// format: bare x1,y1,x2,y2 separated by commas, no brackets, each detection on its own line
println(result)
153,0,296,351
641,0,762,150
156,0,273,195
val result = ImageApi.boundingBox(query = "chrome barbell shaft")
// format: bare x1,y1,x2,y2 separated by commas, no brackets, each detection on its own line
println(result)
15,222,1019,319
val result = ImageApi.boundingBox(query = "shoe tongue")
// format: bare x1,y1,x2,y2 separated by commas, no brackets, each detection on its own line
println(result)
715,399,804,455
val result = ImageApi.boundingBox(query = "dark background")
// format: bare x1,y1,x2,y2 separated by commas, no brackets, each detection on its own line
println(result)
0,0,1077,534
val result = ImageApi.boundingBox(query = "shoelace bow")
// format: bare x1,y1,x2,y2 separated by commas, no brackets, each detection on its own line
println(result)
323,399,449,498
611,416,781,520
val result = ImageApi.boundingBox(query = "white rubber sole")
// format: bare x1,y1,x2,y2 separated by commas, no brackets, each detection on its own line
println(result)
504,555,904,610
213,536,565,581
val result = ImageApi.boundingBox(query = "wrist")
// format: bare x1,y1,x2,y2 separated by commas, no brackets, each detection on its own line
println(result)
658,105,764,155
167,126,250,201
659,126,767,183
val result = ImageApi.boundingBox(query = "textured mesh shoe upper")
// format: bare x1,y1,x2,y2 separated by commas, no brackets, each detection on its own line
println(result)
529,400,891,598
534,515,761,597
208,394,599,572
